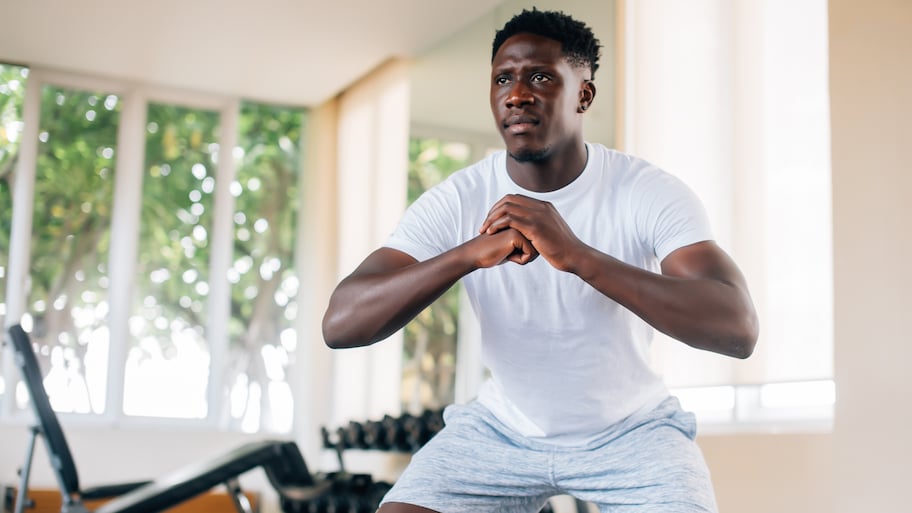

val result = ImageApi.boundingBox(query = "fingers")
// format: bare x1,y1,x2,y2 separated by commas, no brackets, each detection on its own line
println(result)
505,232,539,265
479,194,535,235
484,214,524,236
473,228,538,268
478,194,583,273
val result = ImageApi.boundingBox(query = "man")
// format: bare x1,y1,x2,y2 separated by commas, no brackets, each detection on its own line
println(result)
323,8,757,513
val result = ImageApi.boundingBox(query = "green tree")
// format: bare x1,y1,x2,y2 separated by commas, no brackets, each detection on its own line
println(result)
226,102,302,430
1,66,28,319
401,138,471,412
1,63,304,429
24,84,119,413
0,64,28,396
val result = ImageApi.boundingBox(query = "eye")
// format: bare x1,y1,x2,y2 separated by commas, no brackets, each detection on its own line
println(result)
494,75,511,86
530,73,550,83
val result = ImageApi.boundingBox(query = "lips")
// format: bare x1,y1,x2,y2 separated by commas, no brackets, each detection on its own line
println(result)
503,115,539,134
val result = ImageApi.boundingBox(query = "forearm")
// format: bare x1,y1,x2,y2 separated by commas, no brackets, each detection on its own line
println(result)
322,247,476,349
572,245,759,358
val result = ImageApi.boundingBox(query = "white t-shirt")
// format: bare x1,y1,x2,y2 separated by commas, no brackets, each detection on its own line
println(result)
384,143,713,446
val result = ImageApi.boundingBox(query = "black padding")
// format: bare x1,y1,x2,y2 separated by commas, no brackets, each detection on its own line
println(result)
7,324,81,496
8,324,326,513
262,441,315,488
80,481,152,500
94,440,296,513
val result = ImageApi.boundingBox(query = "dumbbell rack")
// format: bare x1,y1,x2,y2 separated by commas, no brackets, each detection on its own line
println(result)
278,408,446,513
321,409,446,454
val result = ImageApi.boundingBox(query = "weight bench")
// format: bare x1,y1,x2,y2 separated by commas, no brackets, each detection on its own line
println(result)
6,323,331,513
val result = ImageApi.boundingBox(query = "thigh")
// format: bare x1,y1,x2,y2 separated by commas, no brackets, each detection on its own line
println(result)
380,402,556,513
555,399,718,513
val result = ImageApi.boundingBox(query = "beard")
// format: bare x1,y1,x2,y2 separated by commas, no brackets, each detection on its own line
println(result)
508,146,550,163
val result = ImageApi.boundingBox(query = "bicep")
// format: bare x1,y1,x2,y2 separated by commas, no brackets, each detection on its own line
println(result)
660,241,748,290
348,247,419,278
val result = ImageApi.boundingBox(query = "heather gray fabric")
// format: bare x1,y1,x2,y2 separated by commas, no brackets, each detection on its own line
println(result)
381,397,717,513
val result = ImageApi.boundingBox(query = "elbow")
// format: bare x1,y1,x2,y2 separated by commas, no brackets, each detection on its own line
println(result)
322,309,355,349
322,330,357,350
729,337,756,360
322,332,347,350
694,309,759,359
322,315,358,349
729,311,760,359
322,309,378,349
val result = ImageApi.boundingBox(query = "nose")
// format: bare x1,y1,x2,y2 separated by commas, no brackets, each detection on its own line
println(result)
505,81,534,108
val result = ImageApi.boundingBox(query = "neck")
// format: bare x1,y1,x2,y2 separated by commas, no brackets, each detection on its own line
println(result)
506,140,588,192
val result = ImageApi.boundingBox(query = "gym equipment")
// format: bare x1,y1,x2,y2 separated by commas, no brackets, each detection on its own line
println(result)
286,422,392,513
279,472,392,513
317,408,589,513
5,323,331,513
321,408,445,453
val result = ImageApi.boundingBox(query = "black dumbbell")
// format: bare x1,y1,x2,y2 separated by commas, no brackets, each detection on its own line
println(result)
344,421,367,450
361,419,389,450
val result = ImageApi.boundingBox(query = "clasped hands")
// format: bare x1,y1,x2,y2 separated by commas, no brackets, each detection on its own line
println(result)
473,194,582,272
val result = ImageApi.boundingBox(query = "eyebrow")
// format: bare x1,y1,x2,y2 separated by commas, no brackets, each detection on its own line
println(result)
492,60,561,72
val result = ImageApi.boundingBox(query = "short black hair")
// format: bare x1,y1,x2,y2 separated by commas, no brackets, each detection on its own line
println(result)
492,8,602,79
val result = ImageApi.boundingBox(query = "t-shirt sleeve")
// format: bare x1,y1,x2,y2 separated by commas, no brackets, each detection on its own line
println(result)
629,165,714,262
383,181,461,262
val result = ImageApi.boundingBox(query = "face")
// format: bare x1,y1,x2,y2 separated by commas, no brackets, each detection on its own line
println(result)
490,33,594,163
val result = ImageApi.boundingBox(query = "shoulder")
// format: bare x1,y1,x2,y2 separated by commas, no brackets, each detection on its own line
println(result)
594,145,690,196
406,151,502,214
443,151,502,190
416,151,502,205
585,143,673,194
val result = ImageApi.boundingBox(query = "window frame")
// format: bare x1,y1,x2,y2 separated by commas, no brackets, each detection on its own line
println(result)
406,124,500,407
0,65,301,432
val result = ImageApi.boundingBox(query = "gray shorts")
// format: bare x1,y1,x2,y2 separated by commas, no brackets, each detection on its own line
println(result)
381,397,718,513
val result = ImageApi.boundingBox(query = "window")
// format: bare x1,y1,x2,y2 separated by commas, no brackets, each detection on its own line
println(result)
394,126,503,413
19,83,120,415
400,137,472,413
625,0,833,431
0,64,29,406
1,65,306,433
125,103,220,419
226,102,303,433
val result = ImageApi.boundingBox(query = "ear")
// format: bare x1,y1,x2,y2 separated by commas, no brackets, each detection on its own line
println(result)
578,79,597,113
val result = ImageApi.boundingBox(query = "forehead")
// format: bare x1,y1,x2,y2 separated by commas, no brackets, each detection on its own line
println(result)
492,33,566,69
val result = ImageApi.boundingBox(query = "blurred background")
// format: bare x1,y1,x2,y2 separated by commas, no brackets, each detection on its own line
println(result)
0,0,909,512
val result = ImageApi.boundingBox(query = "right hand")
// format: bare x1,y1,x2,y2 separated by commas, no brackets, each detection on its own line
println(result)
470,227,539,269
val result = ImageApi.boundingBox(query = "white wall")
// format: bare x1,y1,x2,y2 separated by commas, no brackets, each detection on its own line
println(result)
829,0,912,511
697,1,912,513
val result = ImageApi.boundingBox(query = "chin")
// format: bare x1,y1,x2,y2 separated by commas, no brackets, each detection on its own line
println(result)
508,147,550,163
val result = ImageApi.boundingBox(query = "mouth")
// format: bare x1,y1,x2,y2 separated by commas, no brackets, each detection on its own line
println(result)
503,115,539,134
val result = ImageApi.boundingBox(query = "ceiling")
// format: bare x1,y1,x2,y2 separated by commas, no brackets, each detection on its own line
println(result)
0,0,506,106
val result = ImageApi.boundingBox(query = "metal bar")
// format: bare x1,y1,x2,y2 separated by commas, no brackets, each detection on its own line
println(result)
224,477,254,513
13,426,39,513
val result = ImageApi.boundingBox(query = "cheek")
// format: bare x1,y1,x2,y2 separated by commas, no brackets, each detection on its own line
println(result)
562,90,580,110
550,95,579,126
490,91,504,114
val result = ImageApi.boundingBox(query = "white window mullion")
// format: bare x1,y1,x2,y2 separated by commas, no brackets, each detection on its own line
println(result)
106,90,148,421
207,99,240,428
1,70,41,415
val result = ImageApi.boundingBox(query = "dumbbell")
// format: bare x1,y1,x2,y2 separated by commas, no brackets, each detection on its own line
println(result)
361,419,389,450
343,421,367,450
381,414,410,451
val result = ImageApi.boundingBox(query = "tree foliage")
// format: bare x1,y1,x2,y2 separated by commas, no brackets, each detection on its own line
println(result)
401,138,471,412
0,63,304,429
0,65,28,395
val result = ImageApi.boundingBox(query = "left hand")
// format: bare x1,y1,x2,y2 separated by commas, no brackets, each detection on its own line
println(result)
479,194,585,272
